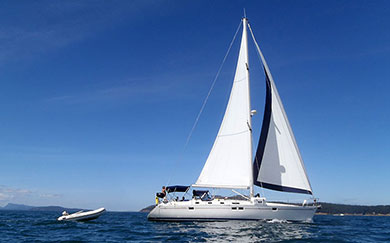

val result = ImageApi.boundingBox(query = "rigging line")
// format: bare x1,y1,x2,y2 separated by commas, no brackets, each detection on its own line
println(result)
247,23,266,73
164,20,242,188
183,20,242,149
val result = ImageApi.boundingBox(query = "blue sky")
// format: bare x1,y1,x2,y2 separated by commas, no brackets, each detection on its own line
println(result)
0,0,389,211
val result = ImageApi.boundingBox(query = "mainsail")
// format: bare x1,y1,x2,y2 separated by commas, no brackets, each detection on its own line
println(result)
194,18,253,189
249,24,313,194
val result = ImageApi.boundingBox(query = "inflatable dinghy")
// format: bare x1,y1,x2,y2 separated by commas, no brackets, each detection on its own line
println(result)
57,207,105,221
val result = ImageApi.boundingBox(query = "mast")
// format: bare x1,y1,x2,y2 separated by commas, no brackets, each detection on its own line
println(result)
242,17,254,198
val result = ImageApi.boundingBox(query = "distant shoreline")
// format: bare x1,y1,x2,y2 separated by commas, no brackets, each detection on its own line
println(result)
0,203,85,212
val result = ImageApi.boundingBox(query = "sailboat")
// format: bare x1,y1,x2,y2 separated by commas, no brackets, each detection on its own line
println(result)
148,17,319,221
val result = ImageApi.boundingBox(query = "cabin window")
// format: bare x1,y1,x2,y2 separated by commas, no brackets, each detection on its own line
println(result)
208,202,212,204
238,207,244,210
232,202,240,204
220,202,224,204
195,202,199,204
272,208,278,211
231,207,237,210
189,207,194,210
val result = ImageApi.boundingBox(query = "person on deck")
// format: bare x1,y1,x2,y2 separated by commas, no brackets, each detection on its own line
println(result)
162,186,166,197
156,186,166,198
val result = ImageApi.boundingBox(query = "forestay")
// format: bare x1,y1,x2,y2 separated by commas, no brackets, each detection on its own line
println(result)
194,19,253,189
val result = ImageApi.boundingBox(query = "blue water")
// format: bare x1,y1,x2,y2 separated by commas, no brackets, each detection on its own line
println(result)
0,211,389,242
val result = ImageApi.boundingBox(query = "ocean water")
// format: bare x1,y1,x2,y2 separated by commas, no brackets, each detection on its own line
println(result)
0,211,389,242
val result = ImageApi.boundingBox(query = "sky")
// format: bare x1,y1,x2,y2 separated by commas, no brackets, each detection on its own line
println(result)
0,0,389,211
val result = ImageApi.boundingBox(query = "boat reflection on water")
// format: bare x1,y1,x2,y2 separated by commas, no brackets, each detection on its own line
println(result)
150,219,313,242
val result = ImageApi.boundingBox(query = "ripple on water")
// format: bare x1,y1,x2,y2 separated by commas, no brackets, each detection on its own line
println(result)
0,211,389,242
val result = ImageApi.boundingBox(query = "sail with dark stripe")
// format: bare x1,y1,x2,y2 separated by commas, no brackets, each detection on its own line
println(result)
249,24,313,195
252,68,272,188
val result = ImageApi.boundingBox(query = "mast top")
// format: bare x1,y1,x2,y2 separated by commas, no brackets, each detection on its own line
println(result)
242,9,248,22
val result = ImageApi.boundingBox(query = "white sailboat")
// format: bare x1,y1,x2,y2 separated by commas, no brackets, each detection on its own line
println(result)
148,17,318,222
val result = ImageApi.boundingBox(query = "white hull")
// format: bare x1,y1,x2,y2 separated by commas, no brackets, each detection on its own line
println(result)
148,198,316,222
58,207,105,221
